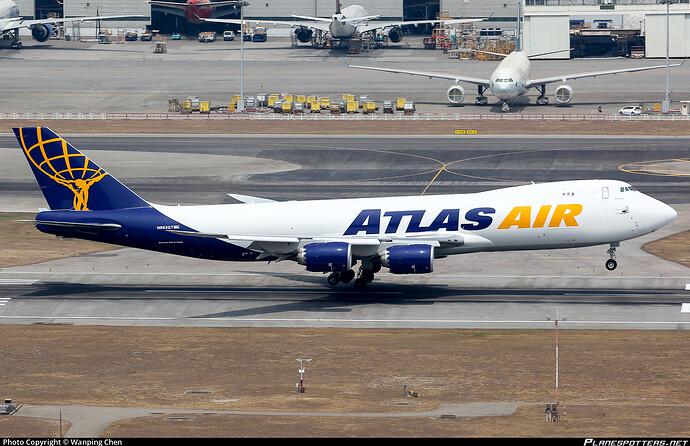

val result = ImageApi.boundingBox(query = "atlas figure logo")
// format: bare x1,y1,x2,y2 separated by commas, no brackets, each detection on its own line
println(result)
18,128,108,211
344,204,583,235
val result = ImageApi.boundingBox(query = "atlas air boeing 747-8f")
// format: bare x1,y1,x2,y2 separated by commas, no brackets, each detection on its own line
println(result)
15,127,677,290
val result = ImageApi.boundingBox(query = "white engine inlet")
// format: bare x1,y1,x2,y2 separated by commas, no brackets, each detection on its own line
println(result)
447,85,466,105
554,85,574,104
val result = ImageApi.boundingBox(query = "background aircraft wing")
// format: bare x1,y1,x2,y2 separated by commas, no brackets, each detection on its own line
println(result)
1,15,141,32
204,17,332,32
345,60,491,86
527,60,685,87
149,1,188,10
359,17,485,33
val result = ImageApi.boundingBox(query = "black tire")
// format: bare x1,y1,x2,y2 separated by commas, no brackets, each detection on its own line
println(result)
327,273,340,286
605,259,617,271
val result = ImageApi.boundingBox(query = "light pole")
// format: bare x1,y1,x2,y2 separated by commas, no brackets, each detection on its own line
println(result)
237,1,248,113
660,0,675,113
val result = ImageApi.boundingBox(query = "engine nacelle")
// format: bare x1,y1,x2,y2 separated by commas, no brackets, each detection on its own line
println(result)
298,242,352,273
554,84,574,104
31,24,53,42
447,84,466,105
294,26,313,43
388,26,404,43
380,244,434,274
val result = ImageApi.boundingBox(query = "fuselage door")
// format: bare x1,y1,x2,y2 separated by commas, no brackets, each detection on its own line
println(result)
602,186,609,199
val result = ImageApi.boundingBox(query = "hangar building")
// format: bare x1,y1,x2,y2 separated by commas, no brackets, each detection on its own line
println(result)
11,1,690,57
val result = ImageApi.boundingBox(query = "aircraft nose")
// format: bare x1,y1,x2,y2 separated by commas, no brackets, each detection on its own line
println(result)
642,196,677,232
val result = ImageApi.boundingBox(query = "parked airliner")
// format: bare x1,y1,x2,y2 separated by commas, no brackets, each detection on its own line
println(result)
15,127,677,289
204,0,484,46
347,50,686,112
0,0,138,49
149,0,241,24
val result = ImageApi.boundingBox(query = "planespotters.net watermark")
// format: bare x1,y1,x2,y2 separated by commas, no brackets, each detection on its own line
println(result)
585,440,688,446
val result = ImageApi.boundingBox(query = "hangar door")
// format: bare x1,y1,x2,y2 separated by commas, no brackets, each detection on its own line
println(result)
523,14,570,59
645,12,690,58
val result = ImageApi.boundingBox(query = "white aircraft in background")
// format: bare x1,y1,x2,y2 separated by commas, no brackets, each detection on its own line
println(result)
15,126,677,290
347,49,686,112
203,0,485,46
0,0,138,49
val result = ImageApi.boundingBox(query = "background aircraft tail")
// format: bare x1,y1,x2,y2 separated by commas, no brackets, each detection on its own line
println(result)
14,126,149,211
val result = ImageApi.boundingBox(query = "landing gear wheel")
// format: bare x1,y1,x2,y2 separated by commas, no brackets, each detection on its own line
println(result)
361,270,375,283
327,272,340,286
340,269,355,284
606,242,619,271
354,278,367,290
475,96,488,105
501,102,510,112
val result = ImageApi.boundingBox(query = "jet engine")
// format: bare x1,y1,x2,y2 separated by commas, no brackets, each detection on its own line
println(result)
380,244,434,274
388,26,404,43
298,242,352,273
447,85,466,105
554,84,574,104
31,24,53,42
294,26,313,43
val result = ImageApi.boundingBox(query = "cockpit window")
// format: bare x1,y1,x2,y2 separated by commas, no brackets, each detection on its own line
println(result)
620,186,638,192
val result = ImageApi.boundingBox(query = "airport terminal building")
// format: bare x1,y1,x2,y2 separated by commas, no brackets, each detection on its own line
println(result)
12,0,690,57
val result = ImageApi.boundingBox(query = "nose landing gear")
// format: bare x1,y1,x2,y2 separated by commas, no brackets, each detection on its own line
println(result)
605,242,619,271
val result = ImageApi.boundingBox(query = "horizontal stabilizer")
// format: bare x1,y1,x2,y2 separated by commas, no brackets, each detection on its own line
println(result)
227,194,277,204
21,220,122,231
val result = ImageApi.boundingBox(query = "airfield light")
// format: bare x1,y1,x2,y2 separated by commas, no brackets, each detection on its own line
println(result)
296,358,312,393
660,0,676,113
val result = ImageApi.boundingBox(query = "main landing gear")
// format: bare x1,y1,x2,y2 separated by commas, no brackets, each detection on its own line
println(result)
605,242,619,271
327,261,380,290
535,85,549,105
475,85,488,106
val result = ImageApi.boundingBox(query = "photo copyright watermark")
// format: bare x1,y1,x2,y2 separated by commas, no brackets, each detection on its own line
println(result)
3,440,123,446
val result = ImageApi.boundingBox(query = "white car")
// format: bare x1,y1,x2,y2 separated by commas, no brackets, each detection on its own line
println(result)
618,106,642,116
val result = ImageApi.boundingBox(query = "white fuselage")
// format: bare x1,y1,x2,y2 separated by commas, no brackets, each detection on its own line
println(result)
489,51,531,101
154,179,676,258
329,5,368,38
0,0,20,21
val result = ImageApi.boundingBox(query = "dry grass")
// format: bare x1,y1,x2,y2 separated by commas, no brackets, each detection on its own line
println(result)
643,230,690,269
0,326,687,437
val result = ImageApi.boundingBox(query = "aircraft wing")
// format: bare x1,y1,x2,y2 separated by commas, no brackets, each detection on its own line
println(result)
149,1,188,10
526,60,686,87
203,17,332,32
168,230,492,259
345,60,491,86
358,17,485,33
1,15,140,33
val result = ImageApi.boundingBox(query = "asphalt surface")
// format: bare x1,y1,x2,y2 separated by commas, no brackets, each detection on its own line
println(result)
0,134,688,330
1,37,688,115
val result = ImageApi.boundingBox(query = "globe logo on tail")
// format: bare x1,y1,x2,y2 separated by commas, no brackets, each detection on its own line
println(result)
20,128,108,211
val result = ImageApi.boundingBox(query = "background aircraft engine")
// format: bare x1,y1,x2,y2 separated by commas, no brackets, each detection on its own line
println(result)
298,242,352,273
381,244,434,274
30,24,53,42
388,26,404,43
294,26,313,43
447,85,466,104
554,84,574,104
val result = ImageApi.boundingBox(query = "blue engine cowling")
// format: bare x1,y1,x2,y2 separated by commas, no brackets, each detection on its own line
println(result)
31,24,53,42
381,244,434,274
298,242,352,273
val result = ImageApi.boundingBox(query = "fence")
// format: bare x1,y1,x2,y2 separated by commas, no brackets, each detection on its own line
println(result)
1,112,688,121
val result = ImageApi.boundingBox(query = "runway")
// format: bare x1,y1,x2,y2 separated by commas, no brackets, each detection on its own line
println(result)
0,133,688,329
